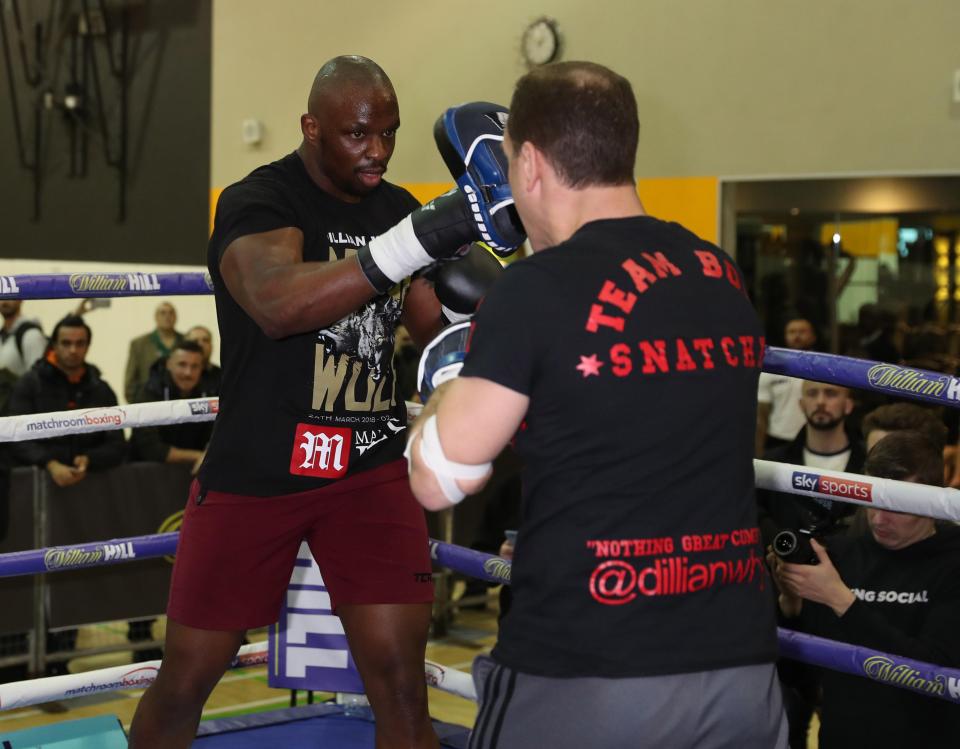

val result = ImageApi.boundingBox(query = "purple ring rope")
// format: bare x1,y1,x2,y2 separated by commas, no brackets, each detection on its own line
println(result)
763,347,960,410
0,272,213,299
2,533,958,704
0,532,179,576
778,628,960,705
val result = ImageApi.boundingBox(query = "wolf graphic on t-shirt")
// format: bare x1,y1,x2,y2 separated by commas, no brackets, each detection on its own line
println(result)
317,294,402,381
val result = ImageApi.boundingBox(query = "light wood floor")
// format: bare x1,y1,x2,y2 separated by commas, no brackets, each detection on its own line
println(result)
0,599,497,739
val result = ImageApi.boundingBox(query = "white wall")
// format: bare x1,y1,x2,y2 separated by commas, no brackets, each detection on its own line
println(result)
5,259,219,404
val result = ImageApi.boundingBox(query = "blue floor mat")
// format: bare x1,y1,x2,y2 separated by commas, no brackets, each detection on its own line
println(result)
193,704,470,748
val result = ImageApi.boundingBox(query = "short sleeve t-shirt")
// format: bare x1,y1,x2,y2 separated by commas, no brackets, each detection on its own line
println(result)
757,371,806,441
200,152,420,496
460,216,778,678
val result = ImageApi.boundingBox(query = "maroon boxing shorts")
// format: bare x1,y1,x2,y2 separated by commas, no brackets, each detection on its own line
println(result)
167,460,434,631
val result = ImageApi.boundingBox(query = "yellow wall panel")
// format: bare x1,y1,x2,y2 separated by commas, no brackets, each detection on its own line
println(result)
209,187,224,236
637,176,718,244
401,182,455,206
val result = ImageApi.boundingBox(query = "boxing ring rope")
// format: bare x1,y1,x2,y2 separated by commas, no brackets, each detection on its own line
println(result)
0,642,268,711
0,638,474,711
0,534,958,709
4,270,960,717
2,402,958,521
0,397,218,443
0,272,213,299
754,459,960,522
763,347,960,410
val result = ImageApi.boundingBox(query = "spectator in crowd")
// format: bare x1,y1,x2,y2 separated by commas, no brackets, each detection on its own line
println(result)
854,303,901,365
756,315,818,455
8,315,126,487
130,341,214,473
757,380,865,547
849,402,950,533
0,300,46,378
128,339,214,665
757,378,865,748
0,301,46,415
770,430,960,748
861,402,948,453
184,325,222,395
124,302,183,403
6,315,125,676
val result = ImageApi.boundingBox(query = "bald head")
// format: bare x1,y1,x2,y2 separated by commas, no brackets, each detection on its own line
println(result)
299,55,399,203
307,56,393,115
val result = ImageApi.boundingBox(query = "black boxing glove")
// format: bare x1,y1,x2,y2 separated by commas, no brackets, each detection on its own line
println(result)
428,243,504,323
357,189,507,295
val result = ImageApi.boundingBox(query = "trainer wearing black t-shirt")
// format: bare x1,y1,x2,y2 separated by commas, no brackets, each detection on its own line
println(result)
131,56,452,749
409,63,787,749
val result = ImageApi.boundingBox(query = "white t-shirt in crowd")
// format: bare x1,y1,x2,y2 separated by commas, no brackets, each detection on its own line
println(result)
803,447,852,473
0,318,46,376
757,372,805,441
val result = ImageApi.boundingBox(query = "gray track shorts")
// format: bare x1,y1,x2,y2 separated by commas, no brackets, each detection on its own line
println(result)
469,655,788,749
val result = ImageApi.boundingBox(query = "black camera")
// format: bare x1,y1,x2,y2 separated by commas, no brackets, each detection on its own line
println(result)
772,527,819,565
773,498,857,565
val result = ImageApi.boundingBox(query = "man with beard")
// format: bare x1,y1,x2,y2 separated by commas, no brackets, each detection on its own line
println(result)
756,378,864,749
757,379,865,547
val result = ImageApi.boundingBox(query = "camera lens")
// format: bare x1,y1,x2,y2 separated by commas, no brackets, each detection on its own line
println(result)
773,530,798,557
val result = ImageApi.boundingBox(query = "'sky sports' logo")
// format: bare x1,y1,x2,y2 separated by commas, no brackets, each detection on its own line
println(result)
290,424,351,478
189,399,219,415
791,471,873,502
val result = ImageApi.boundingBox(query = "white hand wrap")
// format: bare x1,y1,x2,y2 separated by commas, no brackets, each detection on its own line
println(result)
366,214,433,284
406,414,491,504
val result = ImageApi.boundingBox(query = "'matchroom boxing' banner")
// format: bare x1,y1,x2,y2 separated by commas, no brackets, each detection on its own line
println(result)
0,272,213,299
268,543,364,694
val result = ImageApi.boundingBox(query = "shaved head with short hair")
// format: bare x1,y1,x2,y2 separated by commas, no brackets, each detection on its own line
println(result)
307,55,393,116
298,55,400,202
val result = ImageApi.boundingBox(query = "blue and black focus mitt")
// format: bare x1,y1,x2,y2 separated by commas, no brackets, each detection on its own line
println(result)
434,102,526,257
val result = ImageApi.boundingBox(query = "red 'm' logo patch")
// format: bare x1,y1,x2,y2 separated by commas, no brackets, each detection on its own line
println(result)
289,423,351,478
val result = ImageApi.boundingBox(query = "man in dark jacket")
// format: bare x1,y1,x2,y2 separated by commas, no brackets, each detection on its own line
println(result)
771,431,960,748
127,339,216,662
130,340,215,472
6,315,125,677
8,315,126,484
756,378,865,748
184,325,222,396
757,380,866,548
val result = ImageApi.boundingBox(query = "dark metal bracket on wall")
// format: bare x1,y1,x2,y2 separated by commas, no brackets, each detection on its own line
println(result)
0,0,131,221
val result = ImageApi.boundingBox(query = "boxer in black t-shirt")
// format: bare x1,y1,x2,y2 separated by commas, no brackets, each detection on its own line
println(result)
409,62,788,748
130,55,467,749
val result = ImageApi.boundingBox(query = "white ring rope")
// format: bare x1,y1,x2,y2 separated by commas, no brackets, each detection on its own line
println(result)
0,398,218,443
0,400,424,443
0,644,475,711
754,459,960,523
0,642,265,711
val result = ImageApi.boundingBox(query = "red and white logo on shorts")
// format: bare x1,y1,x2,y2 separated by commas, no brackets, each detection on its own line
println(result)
289,423,351,478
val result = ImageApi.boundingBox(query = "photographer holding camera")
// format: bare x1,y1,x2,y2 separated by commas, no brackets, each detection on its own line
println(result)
757,379,865,747
770,430,960,748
